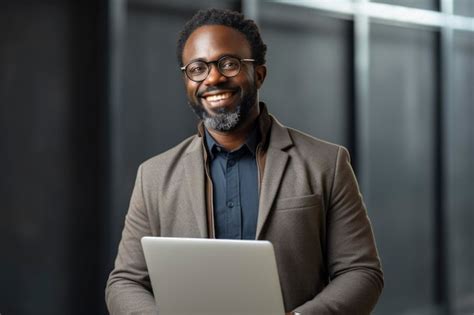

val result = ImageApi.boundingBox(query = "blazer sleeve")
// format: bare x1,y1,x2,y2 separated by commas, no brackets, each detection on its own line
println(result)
294,147,384,315
105,165,159,315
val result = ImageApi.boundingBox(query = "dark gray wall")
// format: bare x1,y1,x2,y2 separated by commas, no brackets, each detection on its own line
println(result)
0,1,101,314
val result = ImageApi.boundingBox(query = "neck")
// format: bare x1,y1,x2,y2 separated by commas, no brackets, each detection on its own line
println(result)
207,108,259,151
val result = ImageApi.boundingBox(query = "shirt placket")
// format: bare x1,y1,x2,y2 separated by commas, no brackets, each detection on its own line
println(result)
225,151,241,239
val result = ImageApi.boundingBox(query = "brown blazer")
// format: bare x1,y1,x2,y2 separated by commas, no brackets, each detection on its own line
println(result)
106,114,383,315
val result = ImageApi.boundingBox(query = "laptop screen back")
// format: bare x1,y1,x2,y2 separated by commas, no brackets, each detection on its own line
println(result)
141,237,285,315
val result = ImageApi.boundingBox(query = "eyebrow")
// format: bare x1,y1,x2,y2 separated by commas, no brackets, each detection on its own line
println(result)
186,54,243,64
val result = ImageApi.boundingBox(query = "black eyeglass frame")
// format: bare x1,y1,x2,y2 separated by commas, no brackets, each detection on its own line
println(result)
180,55,255,82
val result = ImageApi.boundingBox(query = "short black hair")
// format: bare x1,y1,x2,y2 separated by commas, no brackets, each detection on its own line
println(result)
176,8,267,66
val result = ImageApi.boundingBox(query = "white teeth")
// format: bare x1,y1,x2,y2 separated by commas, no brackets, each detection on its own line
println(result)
205,92,232,102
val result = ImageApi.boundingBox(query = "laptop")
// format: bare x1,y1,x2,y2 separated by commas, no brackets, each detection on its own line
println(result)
141,237,285,315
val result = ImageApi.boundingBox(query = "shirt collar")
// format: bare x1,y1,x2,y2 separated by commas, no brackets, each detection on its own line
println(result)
204,122,260,159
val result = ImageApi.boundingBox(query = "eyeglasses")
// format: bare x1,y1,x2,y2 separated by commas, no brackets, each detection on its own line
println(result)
180,56,255,82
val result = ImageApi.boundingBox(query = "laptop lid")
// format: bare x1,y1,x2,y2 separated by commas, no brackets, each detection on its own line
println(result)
141,237,285,315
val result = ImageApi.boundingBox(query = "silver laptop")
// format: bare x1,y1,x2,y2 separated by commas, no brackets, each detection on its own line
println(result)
141,237,285,315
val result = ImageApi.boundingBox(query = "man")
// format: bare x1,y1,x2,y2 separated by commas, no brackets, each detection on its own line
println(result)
106,8,383,315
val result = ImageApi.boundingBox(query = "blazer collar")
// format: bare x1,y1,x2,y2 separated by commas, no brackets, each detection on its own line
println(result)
256,115,293,238
266,114,293,151
182,136,208,237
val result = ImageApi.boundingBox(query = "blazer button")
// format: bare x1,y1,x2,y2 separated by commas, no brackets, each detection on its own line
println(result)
227,201,234,208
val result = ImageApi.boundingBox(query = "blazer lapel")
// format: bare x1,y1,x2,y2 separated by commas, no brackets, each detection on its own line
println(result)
256,117,293,239
183,138,208,238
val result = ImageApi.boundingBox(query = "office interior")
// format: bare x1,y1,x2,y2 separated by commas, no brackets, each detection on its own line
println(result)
0,0,473,314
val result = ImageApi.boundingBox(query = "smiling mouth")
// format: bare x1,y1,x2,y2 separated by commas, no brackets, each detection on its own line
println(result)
204,92,234,102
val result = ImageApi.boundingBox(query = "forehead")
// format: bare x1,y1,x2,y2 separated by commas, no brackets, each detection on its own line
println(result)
182,25,252,64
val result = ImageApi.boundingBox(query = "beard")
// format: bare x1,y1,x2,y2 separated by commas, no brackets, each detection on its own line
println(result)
188,84,258,132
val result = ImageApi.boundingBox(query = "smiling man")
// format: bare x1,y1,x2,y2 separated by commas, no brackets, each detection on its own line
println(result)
106,8,383,315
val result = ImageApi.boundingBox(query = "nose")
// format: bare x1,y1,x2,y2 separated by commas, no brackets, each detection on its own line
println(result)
203,63,227,85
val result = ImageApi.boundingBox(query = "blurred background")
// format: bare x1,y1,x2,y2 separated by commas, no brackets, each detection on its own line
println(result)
0,0,473,314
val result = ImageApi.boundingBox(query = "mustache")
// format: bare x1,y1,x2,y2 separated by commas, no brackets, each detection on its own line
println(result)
196,85,240,98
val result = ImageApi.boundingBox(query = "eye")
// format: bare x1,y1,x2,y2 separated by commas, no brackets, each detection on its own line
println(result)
188,62,207,74
220,59,239,70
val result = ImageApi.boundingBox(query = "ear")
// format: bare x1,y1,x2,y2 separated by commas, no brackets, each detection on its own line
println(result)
254,65,267,89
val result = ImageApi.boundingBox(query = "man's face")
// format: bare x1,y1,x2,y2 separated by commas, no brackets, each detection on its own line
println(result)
181,25,266,132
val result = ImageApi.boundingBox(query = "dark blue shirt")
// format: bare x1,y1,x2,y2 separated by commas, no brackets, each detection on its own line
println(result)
205,127,260,240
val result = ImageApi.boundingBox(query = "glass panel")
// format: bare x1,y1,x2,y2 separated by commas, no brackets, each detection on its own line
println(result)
447,31,474,315
258,2,351,147
368,24,437,315
370,0,438,11
454,0,474,17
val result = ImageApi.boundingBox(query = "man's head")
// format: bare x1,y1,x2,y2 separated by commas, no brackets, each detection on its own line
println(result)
177,9,267,132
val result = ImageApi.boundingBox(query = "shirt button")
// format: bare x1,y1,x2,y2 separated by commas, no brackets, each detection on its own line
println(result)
227,201,234,208
228,159,236,167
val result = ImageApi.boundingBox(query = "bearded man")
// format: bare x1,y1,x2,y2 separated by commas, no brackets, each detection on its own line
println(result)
106,8,383,315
